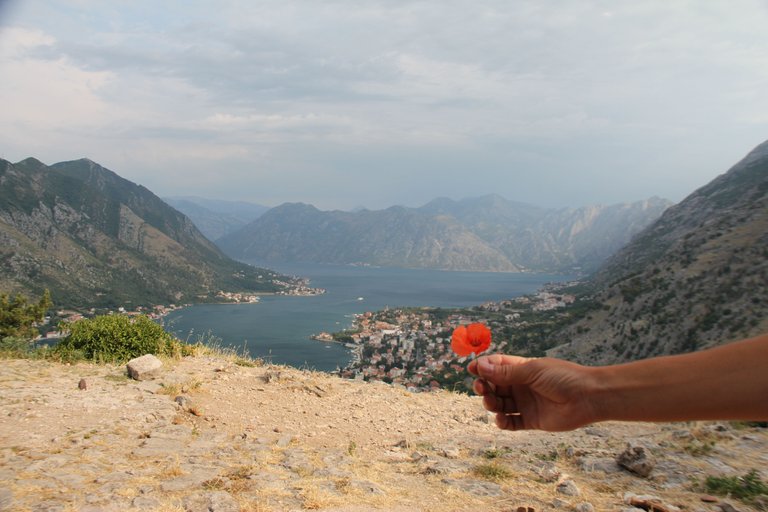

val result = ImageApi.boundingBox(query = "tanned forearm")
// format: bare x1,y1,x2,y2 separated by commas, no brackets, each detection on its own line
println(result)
589,334,768,423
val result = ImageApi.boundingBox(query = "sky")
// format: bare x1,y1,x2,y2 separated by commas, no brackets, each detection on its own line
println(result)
1,1,767,211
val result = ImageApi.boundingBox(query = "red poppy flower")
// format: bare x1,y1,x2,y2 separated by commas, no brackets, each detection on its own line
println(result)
451,322,491,357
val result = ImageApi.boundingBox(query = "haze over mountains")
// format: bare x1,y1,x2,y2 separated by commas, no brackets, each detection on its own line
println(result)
215,196,672,273
0,159,292,309
163,196,270,241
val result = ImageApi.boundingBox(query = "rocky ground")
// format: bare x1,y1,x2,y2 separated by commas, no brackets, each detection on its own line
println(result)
1,356,766,512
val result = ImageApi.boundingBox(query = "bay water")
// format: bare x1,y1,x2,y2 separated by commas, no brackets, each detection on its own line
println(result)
163,263,565,372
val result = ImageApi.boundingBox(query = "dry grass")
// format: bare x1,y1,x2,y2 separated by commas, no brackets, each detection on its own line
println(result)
158,458,185,479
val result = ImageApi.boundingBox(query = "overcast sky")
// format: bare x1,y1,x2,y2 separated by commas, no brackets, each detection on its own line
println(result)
1,1,767,211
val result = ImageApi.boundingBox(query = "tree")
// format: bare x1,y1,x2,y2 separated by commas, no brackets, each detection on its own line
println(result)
0,290,52,339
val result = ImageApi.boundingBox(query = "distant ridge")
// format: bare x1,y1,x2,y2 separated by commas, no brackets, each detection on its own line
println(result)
217,195,672,273
163,196,270,242
0,158,291,308
549,139,768,363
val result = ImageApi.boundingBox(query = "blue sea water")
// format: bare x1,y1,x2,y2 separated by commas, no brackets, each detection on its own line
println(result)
163,263,567,372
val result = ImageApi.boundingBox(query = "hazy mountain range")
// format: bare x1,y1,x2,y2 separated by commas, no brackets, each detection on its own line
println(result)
163,196,270,241
215,196,673,273
549,139,768,363
0,158,292,308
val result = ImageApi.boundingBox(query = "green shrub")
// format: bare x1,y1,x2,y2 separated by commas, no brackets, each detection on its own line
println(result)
55,314,187,362
704,470,768,504
472,462,514,481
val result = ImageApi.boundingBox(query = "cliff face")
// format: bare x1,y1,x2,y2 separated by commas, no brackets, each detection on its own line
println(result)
0,158,286,307
549,140,768,364
217,196,672,273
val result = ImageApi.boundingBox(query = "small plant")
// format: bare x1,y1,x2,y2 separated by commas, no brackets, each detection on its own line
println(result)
482,447,512,459
703,469,768,506
335,477,352,494
684,439,716,456
347,440,357,456
472,462,514,482
157,382,182,396
536,449,559,462
227,465,255,480
202,477,227,490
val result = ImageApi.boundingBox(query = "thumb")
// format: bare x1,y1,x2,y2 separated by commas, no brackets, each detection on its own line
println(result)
476,355,533,385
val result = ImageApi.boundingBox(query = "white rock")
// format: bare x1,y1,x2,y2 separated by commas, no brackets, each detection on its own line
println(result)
126,354,163,381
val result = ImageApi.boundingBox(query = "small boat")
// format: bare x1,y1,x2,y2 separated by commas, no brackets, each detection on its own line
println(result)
357,297,364,301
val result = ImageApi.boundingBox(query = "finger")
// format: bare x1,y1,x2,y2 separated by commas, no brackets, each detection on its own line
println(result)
482,393,518,414
467,359,479,376
476,355,534,385
496,412,526,431
472,378,497,396
473,378,487,395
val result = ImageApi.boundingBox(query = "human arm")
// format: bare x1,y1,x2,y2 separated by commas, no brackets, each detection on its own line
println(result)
469,333,768,432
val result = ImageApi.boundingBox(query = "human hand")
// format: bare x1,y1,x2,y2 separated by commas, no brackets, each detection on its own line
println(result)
468,354,601,432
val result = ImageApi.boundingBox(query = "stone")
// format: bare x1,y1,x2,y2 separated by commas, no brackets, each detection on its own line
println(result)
0,486,13,511
276,434,293,448
441,478,503,497
131,496,161,509
576,456,621,474
617,444,655,477
440,445,461,459
183,491,240,512
534,461,562,482
555,477,580,496
175,395,193,410
126,354,163,381
78,378,88,390
717,503,741,512
624,493,681,512
349,479,385,495
420,458,468,475
584,426,609,437
575,503,595,512
160,468,220,493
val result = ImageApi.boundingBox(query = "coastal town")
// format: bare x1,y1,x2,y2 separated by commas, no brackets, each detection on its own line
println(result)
321,284,586,392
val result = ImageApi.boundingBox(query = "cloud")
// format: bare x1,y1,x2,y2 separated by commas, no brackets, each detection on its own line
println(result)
0,1,767,209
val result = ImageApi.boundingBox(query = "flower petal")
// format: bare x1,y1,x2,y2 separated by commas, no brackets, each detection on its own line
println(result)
451,323,491,356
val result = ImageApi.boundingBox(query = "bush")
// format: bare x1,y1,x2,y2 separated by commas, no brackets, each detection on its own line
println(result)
55,314,187,362
704,469,768,505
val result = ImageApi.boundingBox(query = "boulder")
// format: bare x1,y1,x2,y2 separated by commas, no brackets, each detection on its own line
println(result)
555,477,580,496
617,443,655,478
126,354,163,381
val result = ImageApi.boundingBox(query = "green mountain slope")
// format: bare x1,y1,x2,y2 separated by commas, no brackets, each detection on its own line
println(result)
0,158,292,308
